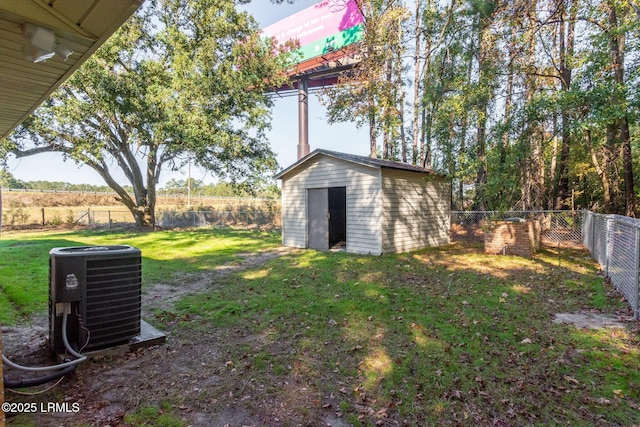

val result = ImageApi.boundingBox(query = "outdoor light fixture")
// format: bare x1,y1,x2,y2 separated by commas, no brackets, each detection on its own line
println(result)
55,45,73,61
22,23,74,63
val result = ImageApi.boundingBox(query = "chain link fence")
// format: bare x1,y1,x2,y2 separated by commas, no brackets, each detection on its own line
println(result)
156,209,280,229
86,210,131,227
450,210,582,246
87,209,281,229
582,210,639,319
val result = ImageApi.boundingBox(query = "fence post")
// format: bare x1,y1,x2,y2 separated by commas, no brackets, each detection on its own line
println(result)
41,207,45,225
591,211,595,254
108,210,112,228
605,217,611,277
635,227,640,320
583,210,589,250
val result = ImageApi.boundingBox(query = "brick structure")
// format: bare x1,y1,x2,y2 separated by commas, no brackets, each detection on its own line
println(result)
484,220,541,257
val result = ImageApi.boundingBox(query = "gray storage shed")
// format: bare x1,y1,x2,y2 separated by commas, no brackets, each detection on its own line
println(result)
275,149,451,255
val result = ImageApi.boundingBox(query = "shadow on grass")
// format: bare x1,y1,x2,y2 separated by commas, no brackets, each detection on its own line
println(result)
173,244,639,426
3,231,638,426
0,228,281,324
0,236,88,324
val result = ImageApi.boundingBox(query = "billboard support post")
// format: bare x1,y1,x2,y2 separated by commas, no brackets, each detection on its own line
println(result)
297,76,310,159
263,0,364,160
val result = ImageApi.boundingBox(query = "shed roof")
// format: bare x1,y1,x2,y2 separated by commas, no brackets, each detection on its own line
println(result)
275,149,443,179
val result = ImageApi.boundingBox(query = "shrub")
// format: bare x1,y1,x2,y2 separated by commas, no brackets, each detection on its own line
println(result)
65,209,76,225
47,213,63,226
2,207,31,226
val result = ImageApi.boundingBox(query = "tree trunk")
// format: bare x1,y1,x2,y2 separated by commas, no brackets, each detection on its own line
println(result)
421,104,432,169
501,60,512,170
383,52,393,159
621,116,635,216
475,120,487,211
522,0,544,211
607,1,636,216
554,0,577,210
473,6,493,211
369,90,377,158
412,0,422,165
399,103,406,163
86,164,154,227
586,129,611,210
532,130,545,211
605,124,621,213
549,122,559,210
418,57,435,170
420,5,433,168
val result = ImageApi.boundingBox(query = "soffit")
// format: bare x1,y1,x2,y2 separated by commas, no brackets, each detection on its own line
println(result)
0,0,143,139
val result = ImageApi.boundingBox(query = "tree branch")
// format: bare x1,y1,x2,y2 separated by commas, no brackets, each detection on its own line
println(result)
10,142,68,158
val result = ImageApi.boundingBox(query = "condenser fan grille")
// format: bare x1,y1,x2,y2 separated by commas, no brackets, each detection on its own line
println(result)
83,256,141,351
49,245,142,354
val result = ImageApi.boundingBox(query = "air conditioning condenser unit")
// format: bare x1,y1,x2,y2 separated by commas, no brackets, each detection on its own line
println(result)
49,245,142,354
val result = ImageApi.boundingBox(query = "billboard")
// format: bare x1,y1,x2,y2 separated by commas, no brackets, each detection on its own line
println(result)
263,0,364,75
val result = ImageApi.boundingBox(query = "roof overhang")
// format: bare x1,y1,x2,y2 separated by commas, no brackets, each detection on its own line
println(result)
0,0,144,139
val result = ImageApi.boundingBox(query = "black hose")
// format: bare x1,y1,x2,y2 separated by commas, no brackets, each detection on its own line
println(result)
3,364,77,388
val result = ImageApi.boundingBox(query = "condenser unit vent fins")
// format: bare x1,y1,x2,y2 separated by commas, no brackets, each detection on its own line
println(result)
49,245,142,354
84,256,141,351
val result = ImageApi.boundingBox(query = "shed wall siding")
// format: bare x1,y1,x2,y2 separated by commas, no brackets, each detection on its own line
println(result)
381,169,450,253
281,156,383,254
281,176,306,248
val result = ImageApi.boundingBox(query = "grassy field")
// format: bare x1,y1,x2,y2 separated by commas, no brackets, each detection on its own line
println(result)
0,228,280,324
2,228,640,426
0,190,278,227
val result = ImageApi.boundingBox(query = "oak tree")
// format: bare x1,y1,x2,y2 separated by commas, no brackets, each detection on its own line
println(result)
2,0,293,226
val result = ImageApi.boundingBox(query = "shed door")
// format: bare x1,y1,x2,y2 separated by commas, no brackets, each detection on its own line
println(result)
307,188,329,250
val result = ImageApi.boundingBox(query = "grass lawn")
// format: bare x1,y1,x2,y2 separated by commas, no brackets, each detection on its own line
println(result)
2,228,640,426
0,227,280,324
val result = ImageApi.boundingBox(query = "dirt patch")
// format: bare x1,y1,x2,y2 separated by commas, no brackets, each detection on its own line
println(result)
142,246,294,316
553,312,629,329
2,246,331,427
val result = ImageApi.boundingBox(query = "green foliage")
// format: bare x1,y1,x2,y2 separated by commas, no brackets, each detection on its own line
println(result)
46,212,63,226
64,209,76,225
2,0,639,213
124,403,186,427
1,206,31,227
19,181,112,192
0,169,25,188
319,0,408,157
2,0,294,226
320,0,640,213
160,180,280,198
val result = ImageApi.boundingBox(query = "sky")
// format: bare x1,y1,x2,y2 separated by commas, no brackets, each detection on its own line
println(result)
4,1,369,188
